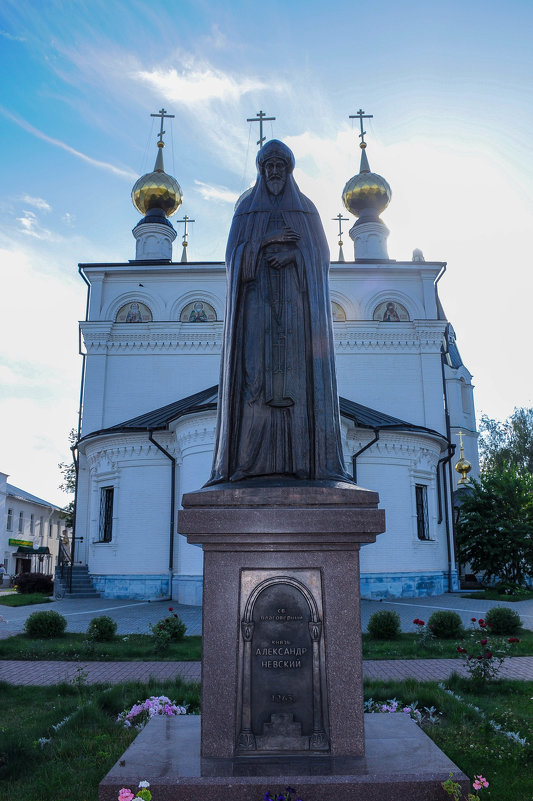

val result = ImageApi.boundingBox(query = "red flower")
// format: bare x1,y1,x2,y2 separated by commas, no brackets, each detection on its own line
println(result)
481,638,487,645
478,619,485,624
169,607,173,611
479,622,487,628
477,655,483,661
508,637,520,643
485,652,492,659
457,646,466,653
487,621,493,627
471,617,477,622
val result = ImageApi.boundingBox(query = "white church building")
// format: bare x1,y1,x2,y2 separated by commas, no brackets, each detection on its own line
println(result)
73,116,479,604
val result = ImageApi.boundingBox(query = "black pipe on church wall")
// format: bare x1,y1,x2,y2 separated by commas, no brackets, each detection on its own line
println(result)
440,346,457,594
149,432,176,598
351,431,380,483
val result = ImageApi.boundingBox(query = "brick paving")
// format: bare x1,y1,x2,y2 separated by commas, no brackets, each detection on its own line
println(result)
0,657,531,686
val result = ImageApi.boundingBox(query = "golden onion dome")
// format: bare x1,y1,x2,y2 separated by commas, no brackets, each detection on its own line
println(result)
131,142,183,218
342,144,391,219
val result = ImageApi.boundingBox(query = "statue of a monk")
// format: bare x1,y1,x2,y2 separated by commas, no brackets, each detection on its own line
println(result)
208,139,350,484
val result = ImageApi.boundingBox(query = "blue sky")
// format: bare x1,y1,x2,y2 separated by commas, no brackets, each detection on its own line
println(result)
0,0,532,504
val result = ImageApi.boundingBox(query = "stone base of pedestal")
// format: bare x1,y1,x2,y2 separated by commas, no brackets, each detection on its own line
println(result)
178,481,385,759
99,715,469,801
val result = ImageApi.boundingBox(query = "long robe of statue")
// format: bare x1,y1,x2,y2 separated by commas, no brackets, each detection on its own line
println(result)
208,140,349,484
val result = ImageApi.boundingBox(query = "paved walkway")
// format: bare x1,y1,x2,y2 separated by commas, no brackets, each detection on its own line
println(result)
0,656,532,686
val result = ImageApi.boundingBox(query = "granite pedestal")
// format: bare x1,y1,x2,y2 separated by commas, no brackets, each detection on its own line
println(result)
178,480,385,759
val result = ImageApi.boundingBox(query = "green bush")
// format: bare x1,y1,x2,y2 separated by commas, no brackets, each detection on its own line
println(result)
24,609,67,638
87,615,117,641
427,610,464,639
367,610,401,640
150,607,187,650
16,572,53,594
485,605,522,635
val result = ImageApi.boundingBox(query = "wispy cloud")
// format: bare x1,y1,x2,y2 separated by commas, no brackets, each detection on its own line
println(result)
134,64,268,106
194,180,239,204
0,106,137,180
16,210,57,241
0,30,25,42
21,195,51,212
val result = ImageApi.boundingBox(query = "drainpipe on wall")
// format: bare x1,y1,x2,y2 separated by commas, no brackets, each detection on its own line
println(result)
148,432,176,601
70,265,91,592
351,431,380,482
440,345,457,593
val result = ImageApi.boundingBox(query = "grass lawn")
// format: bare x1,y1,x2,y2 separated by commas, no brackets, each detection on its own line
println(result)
462,589,533,602
0,633,202,661
0,593,52,607
0,677,530,801
1,630,531,661
0,677,200,801
362,629,533,659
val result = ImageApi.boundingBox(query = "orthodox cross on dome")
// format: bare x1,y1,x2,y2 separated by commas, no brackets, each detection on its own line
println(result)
177,214,195,263
151,108,175,145
349,108,373,147
247,109,276,148
332,213,349,262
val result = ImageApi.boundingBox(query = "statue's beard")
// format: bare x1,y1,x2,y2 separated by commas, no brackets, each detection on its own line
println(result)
266,177,285,196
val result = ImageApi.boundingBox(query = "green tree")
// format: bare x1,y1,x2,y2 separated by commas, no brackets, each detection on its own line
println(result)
58,427,77,528
479,406,533,475
456,467,533,587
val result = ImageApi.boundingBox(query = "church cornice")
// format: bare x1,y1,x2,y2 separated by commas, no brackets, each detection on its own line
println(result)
80,321,223,353
334,320,446,352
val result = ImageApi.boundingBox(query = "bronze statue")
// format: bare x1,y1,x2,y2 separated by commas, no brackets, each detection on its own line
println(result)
208,140,349,484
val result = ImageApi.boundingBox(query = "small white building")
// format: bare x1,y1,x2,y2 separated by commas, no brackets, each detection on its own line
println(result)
0,472,65,579
73,127,479,603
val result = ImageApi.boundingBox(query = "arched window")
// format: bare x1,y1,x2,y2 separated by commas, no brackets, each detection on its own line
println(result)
373,300,410,322
331,301,346,322
180,300,217,322
115,301,153,323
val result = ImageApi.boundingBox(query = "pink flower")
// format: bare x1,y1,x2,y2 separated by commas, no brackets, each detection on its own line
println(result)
118,789,135,801
473,775,489,790
480,638,487,645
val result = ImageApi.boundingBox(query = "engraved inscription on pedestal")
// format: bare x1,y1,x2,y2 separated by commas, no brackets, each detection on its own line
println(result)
236,571,329,753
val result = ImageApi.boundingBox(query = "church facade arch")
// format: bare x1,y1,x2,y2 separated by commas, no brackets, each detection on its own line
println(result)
329,290,360,321
364,290,424,321
104,291,163,322
170,290,224,322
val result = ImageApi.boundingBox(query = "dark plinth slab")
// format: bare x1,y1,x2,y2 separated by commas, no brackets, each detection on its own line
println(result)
180,481,385,541
99,714,469,801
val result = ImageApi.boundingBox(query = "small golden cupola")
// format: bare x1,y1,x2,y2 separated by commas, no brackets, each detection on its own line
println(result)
342,109,391,260
454,431,472,485
132,109,182,261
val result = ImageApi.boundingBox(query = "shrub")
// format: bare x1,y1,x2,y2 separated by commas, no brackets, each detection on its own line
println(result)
485,605,522,635
150,607,186,650
16,572,53,595
24,610,67,638
87,615,117,641
427,610,464,639
367,610,401,640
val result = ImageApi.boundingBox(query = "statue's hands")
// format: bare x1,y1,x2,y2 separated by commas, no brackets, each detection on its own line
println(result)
281,226,300,242
266,252,294,270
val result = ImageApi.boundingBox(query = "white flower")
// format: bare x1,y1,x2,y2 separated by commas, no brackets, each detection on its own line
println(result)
138,780,150,788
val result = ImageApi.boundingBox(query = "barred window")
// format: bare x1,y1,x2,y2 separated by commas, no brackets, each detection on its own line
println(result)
7,508,13,531
18,511,24,533
99,487,114,543
415,484,430,540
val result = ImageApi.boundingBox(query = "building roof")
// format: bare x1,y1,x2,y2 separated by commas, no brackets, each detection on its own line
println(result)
443,323,464,369
6,483,61,510
80,385,445,443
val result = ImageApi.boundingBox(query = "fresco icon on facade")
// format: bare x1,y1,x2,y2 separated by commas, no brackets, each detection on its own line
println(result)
373,300,409,322
331,301,346,322
115,301,153,323
180,300,217,322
